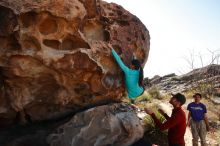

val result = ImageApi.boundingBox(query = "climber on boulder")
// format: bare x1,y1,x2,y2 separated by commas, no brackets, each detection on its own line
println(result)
111,48,148,103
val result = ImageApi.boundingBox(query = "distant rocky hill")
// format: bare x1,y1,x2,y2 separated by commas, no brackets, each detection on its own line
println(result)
144,64,220,104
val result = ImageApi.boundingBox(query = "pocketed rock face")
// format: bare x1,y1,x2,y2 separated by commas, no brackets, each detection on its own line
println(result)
0,0,150,124
47,103,145,146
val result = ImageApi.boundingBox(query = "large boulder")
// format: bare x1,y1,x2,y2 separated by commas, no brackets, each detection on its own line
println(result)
0,0,150,124
47,103,144,146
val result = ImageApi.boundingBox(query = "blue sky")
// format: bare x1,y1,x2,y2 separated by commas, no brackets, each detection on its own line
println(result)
104,0,220,77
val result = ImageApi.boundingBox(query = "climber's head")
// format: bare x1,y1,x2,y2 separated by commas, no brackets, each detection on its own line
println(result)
131,59,141,70
131,59,144,87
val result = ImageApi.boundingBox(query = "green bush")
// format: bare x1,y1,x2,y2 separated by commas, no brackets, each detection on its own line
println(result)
143,110,168,145
143,108,167,127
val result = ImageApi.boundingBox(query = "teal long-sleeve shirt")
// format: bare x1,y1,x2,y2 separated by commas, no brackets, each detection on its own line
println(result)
111,48,144,99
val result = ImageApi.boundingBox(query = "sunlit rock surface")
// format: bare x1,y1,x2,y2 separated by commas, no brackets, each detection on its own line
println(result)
0,0,150,124
47,103,144,146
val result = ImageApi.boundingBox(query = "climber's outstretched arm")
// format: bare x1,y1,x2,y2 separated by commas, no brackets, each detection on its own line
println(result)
111,48,129,72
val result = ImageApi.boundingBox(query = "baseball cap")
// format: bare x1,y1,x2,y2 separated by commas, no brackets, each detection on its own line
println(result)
171,93,186,105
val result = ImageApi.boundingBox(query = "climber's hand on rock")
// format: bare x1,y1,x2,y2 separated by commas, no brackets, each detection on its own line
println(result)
107,43,113,49
144,108,153,115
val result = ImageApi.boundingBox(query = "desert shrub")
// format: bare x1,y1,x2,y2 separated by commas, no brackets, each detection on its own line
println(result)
143,126,168,146
143,107,167,128
134,92,151,103
147,86,163,99
185,81,214,99
143,109,168,145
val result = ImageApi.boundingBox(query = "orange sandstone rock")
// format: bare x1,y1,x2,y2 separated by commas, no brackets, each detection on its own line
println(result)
0,0,150,124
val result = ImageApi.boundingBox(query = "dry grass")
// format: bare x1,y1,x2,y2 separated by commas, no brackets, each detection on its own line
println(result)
147,86,163,99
